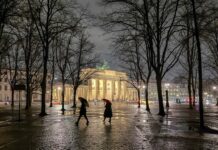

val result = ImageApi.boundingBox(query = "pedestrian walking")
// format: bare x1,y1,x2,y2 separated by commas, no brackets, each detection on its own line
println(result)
75,97,89,126
102,99,112,123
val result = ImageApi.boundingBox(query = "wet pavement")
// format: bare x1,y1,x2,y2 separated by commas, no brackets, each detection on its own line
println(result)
0,102,218,150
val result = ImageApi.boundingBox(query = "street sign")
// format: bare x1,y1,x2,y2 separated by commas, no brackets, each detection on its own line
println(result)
14,84,26,91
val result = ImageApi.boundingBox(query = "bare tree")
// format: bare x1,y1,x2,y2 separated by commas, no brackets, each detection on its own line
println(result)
190,0,204,129
119,49,142,108
101,0,182,116
5,39,20,107
0,0,17,57
48,43,56,107
115,13,153,111
68,31,98,108
113,28,152,109
178,1,197,109
12,2,43,109
27,0,81,116
55,32,73,113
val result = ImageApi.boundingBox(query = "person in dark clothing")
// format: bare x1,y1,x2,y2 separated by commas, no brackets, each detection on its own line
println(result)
103,99,112,123
75,97,89,126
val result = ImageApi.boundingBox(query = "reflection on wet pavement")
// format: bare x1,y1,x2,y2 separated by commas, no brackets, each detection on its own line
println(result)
0,102,218,149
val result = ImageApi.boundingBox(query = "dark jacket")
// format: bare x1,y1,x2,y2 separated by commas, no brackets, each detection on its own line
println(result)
104,103,112,118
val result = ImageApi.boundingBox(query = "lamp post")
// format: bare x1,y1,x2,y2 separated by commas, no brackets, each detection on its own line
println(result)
213,86,218,106
165,83,170,108
14,84,26,121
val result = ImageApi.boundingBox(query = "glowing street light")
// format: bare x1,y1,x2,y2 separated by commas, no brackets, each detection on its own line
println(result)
165,83,170,88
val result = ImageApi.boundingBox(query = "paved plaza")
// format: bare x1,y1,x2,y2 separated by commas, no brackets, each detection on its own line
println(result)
0,102,218,150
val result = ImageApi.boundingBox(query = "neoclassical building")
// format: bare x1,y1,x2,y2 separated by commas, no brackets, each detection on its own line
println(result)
52,69,138,104
0,68,51,103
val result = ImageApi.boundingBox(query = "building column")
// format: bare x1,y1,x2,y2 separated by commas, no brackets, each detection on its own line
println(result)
96,79,99,100
122,82,126,101
111,80,115,101
103,80,106,99
88,79,92,100
118,80,121,100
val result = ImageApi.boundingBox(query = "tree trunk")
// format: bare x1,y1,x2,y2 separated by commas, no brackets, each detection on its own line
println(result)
29,91,33,108
61,81,65,112
50,77,54,107
50,56,55,107
188,74,193,109
166,90,169,108
25,86,31,110
72,86,78,108
40,47,48,116
192,71,196,106
156,75,165,116
11,88,14,107
25,75,31,109
191,0,204,129
145,86,150,112
137,88,140,108
187,20,193,109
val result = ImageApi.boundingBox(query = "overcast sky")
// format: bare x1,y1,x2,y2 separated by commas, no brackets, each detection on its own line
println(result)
77,0,121,70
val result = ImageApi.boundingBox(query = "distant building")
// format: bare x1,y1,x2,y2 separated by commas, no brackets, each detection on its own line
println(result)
52,68,138,104
0,69,51,103
141,81,189,102
0,67,191,105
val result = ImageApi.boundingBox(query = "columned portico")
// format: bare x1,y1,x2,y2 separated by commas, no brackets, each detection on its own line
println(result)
103,80,106,99
53,69,138,103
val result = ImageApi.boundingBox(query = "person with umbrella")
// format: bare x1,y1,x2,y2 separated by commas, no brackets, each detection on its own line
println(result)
102,99,113,123
75,97,89,126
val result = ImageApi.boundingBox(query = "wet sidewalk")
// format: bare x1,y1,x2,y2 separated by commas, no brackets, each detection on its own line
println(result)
0,102,218,150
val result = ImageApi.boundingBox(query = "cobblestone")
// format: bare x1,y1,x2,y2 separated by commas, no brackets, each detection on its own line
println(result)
0,102,218,150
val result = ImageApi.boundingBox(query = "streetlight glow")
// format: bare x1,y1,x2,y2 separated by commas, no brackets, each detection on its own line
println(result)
165,83,170,87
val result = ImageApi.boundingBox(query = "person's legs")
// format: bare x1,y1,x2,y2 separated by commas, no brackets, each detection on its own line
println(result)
76,115,82,125
84,114,89,125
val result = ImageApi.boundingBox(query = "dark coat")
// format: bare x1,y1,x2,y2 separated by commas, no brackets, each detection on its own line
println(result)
104,103,112,118
79,102,87,116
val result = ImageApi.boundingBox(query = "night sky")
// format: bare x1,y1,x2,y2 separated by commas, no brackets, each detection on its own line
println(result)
76,0,185,80
77,0,119,70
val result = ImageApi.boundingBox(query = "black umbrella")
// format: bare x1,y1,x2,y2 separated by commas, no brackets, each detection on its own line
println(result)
79,97,89,107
